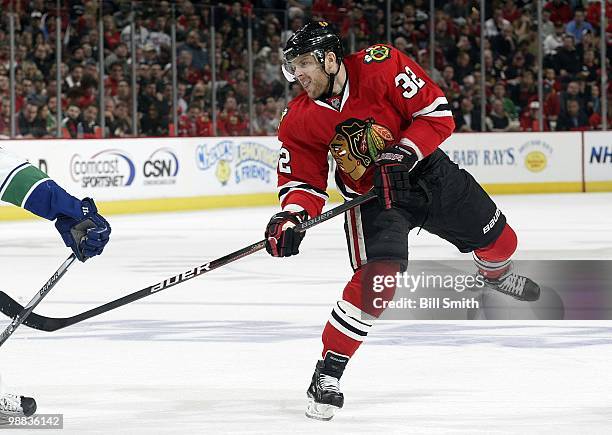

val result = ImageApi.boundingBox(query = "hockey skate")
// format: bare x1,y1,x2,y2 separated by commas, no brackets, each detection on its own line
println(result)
0,393,36,417
306,352,348,421
480,267,541,302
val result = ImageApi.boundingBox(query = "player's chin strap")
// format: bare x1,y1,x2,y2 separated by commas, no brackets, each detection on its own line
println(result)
320,61,342,100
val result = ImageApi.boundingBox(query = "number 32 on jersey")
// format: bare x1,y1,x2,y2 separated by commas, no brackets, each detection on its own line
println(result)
395,66,425,99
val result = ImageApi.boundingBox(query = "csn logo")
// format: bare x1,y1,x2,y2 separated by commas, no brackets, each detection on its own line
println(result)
70,149,135,188
143,148,179,185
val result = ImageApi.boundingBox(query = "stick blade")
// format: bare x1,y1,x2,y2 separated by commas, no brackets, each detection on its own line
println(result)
0,292,64,332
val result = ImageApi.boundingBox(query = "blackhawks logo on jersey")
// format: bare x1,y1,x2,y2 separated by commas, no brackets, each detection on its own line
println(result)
364,45,391,64
329,118,394,180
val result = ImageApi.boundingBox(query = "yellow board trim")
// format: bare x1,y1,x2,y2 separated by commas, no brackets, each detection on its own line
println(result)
585,181,612,192
0,181,605,222
481,182,583,194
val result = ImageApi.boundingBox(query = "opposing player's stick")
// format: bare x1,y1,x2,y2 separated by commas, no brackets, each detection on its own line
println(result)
0,253,76,346
0,192,376,332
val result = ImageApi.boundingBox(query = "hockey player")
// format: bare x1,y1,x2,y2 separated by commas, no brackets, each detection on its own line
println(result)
264,22,540,420
0,147,111,417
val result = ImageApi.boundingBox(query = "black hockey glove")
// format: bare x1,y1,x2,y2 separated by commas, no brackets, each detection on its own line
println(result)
265,210,308,257
373,144,418,209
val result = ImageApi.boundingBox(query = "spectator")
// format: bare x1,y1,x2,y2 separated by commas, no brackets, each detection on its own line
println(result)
149,16,171,49
78,104,99,138
544,0,573,25
106,62,125,96
543,68,561,95
554,34,581,76
103,99,117,137
578,49,598,83
61,104,81,139
0,75,9,100
103,15,121,50
491,22,516,59
453,51,473,84
565,8,594,44
586,83,601,117
179,31,208,70
110,101,133,137
141,104,169,137
142,43,159,65
517,70,538,112
113,3,132,30
177,82,189,115
17,102,46,138
502,0,521,23
492,82,518,120
178,104,212,137
252,97,280,135
585,0,612,31
30,44,52,77
559,81,585,115
104,43,129,75
138,81,160,115
439,66,461,103
114,79,132,107
556,99,589,131
263,51,283,86
178,50,202,85
39,103,56,136
485,8,510,38
0,98,10,137
120,11,150,47
486,99,514,132
544,88,562,130
520,101,550,132
543,21,565,56
65,65,84,89
454,97,481,132
220,113,248,136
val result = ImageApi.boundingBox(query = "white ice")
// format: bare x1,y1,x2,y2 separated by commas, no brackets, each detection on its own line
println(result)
1,193,611,434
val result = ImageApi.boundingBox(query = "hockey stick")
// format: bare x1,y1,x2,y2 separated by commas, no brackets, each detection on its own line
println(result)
0,192,376,332
0,253,76,346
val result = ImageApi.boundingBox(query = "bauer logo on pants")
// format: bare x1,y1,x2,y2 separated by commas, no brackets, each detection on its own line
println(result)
482,208,501,234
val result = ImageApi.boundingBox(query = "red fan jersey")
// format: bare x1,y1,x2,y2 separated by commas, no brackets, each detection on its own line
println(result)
277,44,455,218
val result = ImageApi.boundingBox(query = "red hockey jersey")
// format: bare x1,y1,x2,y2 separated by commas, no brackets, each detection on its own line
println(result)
277,44,455,218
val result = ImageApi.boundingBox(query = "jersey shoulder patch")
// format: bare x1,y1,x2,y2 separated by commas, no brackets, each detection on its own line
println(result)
363,44,392,64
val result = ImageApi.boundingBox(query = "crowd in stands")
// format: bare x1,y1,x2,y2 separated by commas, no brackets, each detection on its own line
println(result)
0,0,610,139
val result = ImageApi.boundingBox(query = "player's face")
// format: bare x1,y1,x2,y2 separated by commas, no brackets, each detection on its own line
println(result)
290,53,327,99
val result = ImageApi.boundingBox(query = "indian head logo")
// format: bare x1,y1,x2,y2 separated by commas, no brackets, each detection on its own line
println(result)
329,118,394,180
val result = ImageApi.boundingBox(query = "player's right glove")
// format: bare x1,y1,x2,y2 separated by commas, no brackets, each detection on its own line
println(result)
265,210,308,257
55,198,111,262
373,144,418,209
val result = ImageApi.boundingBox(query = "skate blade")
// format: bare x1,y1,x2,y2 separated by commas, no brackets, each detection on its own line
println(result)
305,399,339,421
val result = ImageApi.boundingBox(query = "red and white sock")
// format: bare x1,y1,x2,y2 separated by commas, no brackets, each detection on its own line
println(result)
321,261,399,359
473,223,517,280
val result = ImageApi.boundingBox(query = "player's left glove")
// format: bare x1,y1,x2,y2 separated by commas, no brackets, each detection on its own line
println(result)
55,198,111,262
373,144,418,209
265,210,308,257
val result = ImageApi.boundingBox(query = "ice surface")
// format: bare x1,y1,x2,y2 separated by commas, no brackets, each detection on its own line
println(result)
0,193,611,434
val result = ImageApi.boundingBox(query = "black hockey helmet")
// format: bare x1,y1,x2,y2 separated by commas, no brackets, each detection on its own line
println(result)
282,21,343,88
